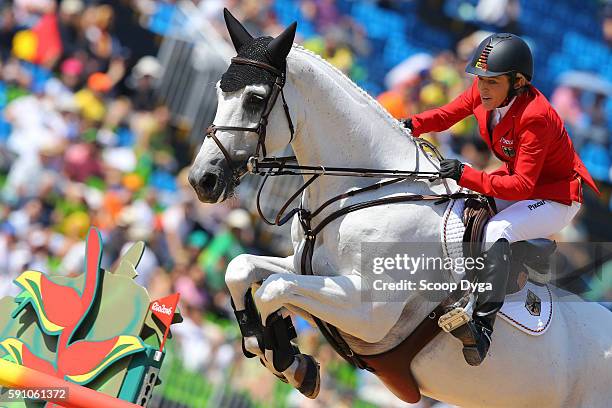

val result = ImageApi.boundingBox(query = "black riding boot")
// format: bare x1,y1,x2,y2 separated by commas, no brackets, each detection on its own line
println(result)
451,238,511,366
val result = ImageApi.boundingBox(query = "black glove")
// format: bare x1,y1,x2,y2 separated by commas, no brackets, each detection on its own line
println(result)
439,159,464,181
400,118,413,130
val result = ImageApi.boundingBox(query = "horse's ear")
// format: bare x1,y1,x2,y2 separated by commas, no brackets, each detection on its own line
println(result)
224,8,253,52
266,22,297,67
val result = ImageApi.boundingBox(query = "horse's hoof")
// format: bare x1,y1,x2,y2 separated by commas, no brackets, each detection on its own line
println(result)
294,354,320,399
274,372,290,384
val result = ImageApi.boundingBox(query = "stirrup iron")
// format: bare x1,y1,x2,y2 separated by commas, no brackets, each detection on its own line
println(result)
438,307,471,333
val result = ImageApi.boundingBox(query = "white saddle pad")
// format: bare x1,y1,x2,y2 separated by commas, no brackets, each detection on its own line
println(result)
440,196,554,336
498,281,553,335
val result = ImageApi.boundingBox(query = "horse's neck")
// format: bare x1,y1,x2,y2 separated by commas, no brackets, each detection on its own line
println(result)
286,47,437,208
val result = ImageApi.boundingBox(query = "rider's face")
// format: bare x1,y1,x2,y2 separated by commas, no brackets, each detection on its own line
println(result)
477,75,510,111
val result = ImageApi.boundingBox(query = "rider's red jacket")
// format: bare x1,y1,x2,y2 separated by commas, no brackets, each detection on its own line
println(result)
410,80,599,204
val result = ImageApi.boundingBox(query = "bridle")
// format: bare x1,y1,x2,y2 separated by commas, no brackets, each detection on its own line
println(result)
205,56,295,179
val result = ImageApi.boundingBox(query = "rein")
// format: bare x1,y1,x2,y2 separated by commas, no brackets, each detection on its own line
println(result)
248,137,465,227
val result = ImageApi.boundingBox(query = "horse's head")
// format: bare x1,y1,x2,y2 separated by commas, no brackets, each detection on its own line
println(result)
189,9,297,203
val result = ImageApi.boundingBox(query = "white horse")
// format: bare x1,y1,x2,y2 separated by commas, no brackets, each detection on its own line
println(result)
189,11,612,407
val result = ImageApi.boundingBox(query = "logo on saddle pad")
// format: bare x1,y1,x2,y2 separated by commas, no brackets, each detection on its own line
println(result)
525,289,541,316
527,200,546,211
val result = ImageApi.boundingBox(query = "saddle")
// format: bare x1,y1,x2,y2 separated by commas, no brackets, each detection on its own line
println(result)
359,195,557,404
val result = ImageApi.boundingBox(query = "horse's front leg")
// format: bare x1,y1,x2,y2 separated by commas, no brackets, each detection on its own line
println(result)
225,254,296,310
225,254,320,398
226,254,296,358
254,272,405,344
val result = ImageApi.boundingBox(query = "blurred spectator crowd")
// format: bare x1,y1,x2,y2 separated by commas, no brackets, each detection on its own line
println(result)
0,1,611,407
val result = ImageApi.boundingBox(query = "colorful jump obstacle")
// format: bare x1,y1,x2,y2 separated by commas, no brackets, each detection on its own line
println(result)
0,228,182,407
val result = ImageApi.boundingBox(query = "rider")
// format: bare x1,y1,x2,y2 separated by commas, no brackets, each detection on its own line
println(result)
402,33,600,365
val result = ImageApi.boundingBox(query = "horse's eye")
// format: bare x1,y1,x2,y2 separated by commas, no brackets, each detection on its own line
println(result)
245,93,265,108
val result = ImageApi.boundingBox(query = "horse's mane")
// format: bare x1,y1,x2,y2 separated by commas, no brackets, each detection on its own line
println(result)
290,45,414,139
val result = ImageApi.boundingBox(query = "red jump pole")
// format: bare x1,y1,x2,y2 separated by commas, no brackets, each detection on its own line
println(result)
0,359,140,408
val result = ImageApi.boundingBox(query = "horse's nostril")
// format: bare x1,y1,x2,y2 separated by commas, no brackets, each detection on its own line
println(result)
188,173,198,189
199,173,218,192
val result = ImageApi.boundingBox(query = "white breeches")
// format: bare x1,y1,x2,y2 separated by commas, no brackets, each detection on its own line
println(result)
482,198,581,251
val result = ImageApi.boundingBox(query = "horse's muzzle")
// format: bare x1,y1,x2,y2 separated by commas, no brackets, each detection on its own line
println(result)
189,168,224,203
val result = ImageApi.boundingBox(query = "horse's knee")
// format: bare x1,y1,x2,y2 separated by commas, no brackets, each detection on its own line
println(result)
225,254,257,308
257,274,294,302
254,274,294,320
225,254,255,289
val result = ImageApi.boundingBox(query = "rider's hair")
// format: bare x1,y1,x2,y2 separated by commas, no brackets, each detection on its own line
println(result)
500,72,530,107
